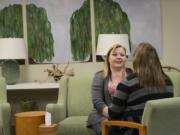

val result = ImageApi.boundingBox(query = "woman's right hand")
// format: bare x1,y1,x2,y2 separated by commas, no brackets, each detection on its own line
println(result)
102,106,108,117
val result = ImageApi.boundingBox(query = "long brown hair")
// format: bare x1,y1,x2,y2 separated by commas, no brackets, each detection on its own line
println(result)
133,42,166,90
103,44,126,78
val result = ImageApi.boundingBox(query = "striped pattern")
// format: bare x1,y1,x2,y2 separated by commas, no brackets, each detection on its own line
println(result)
109,73,173,135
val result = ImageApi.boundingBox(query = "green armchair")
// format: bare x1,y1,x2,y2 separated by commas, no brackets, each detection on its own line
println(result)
0,77,11,135
162,66,180,96
102,66,180,135
46,74,96,135
102,97,180,135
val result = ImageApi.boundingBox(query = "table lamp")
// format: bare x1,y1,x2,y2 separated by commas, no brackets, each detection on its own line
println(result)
96,34,130,57
0,38,27,84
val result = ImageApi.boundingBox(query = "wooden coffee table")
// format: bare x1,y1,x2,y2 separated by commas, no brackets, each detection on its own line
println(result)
15,111,46,135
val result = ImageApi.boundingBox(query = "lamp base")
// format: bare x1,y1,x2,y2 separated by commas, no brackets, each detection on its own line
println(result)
1,60,20,84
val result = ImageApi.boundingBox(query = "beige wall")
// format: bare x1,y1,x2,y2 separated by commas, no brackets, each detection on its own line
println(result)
160,0,180,68
19,62,104,82
1,0,180,82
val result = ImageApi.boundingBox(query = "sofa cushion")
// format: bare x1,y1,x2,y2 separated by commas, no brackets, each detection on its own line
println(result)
67,75,93,116
58,116,95,135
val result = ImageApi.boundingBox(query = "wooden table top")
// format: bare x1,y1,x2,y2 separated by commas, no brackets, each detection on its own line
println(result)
15,111,46,117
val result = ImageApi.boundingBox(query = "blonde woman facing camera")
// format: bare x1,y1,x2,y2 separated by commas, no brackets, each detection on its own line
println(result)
108,42,173,135
87,44,132,135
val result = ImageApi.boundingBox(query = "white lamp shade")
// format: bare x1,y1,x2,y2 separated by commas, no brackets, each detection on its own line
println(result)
96,34,130,56
0,38,27,59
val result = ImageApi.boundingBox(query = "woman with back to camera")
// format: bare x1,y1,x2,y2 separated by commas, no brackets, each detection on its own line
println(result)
108,42,173,135
87,44,132,135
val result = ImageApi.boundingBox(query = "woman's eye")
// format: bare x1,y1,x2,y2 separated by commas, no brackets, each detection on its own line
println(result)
112,53,117,56
112,53,125,57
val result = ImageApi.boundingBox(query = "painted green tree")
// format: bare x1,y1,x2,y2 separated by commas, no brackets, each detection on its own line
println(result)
70,0,131,61
0,4,54,63
70,0,91,61
94,0,131,46
0,5,23,38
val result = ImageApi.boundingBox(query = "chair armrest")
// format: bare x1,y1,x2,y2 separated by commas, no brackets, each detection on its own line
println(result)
46,103,66,123
102,120,146,135
0,103,11,135
163,66,180,72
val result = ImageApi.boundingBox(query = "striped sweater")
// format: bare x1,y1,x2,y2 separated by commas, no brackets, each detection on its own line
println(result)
108,73,173,135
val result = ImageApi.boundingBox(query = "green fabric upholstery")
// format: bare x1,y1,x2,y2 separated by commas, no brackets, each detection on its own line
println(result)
0,78,7,103
0,77,11,135
165,71,180,96
67,75,93,116
57,116,95,135
46,70,180,135
46,75,96,135
142,97,180,135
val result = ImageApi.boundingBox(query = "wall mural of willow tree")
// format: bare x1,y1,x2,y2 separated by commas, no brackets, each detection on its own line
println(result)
94,0,130,48
0,3,54,63
0,5,23,38
0,0,162,63
70,0,130,61
70,0,91,61
26,4,54,62
94,0,131,61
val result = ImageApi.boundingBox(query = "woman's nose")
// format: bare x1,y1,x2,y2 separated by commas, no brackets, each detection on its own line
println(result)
116,54,122,58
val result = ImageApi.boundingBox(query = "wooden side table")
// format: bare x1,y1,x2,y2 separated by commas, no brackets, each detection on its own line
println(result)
15,111,45,135
39,124,57,135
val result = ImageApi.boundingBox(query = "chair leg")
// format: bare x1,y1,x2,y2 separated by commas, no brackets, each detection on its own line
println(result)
102,124,108,135
139,126,146,135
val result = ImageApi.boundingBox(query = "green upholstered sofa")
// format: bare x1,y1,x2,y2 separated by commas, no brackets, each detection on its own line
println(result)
46,68,180,135
0,77,11,135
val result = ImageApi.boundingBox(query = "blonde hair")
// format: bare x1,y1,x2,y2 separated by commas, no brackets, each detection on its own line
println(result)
133,42,166,90
103,44,126,78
